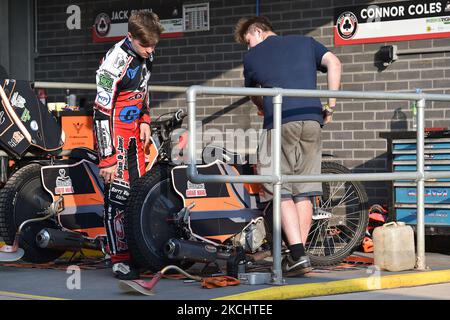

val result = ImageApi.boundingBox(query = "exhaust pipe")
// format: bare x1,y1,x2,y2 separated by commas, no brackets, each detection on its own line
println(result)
36,228,99,251
165,239,231,263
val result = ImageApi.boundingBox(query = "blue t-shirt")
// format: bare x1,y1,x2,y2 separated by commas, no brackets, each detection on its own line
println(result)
243,35,329,129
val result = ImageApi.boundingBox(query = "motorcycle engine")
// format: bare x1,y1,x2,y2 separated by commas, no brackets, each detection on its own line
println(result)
232,217,267,253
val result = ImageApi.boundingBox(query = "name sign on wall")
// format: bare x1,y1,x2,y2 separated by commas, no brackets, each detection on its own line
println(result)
334,1,450,46
93,1,210,43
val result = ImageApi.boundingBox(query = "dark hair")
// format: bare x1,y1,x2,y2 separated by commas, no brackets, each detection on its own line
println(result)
128,11,163,46
234,16,274,44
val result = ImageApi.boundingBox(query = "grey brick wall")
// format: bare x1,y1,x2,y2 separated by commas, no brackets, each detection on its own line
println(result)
34,0,450,206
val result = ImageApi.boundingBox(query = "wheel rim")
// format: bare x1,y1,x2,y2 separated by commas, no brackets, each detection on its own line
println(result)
139,178,183,260
306,179,366,260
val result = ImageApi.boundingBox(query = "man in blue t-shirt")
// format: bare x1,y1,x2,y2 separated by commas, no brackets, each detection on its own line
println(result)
235,16,342,276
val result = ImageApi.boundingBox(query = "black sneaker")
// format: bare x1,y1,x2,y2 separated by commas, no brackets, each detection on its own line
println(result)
112,262,140,280
282,255,313,277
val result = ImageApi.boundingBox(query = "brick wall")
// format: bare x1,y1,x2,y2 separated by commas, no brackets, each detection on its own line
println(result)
34,0,450,206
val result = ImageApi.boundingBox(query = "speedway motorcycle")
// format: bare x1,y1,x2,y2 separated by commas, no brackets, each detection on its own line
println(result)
0,80,106,262
0,80,186,264
125,127,368,276
0,80,368,274
123,112,369,272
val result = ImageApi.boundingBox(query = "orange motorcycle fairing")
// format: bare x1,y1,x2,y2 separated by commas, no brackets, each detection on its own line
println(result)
40,160,106,239
171,160,263,244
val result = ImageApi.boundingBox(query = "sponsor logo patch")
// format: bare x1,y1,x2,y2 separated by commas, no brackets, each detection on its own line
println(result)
127,92,145,101
96,91,111,106
138,65,150,90
20,108,31,122
30,120,39,131
127,66,139,79
8,131,25,148
113,208,128,251
110,183,130,203
116,136,125,180
119,106,140,123
55,168,74,194
113,53,127,70
95,120,113,157
186,181,207,197
98,73,114,92
10,92,26,109
73,122,84,134
0,111,6,125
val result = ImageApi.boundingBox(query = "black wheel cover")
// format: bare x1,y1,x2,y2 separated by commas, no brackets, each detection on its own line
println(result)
139,178,184,260
14,175,54,249
125,164,194,272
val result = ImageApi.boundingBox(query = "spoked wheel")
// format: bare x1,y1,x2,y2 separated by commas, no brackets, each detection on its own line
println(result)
306,161,368,266
125,164,194,272
0,164,65,263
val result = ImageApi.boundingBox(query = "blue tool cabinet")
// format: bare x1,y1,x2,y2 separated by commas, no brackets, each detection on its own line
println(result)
381,130,450,235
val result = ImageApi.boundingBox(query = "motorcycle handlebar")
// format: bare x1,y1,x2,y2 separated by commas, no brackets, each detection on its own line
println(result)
174,109,187,122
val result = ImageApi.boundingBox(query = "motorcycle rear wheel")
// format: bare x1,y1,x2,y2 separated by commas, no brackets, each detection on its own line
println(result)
125,164,194,272
0,164,65,263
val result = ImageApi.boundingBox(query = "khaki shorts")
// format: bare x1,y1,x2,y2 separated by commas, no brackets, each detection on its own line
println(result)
257,120,322,202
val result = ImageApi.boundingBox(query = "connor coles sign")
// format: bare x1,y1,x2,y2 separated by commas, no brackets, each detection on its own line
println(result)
334,0,450,46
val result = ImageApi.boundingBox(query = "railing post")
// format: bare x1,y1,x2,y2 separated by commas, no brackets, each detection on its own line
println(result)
187,86,198,182
416,98,427,270
272,93,283,285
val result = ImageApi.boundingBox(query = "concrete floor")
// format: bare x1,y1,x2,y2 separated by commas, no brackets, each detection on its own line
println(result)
0,252,449,300
301,283,450,300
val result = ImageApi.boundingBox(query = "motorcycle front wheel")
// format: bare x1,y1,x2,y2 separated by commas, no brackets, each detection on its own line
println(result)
306,161,369,266
265,161,368,266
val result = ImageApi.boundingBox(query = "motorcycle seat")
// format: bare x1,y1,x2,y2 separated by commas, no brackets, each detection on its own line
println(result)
68,147,99,165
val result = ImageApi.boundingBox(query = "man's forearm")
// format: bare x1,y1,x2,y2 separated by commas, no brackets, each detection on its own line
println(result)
251,96,264,112
327,63,341,107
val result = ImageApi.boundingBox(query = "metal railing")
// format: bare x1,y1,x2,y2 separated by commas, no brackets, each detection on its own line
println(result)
34,81,187,93
186,85,450,285
31,81,450,284
0,82,187,158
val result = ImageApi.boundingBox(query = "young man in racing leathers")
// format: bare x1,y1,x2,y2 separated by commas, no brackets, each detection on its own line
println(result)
93,11,162,280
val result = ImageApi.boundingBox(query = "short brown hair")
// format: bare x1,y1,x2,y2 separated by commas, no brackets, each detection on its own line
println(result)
128,11,163,46
234,16,274,44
